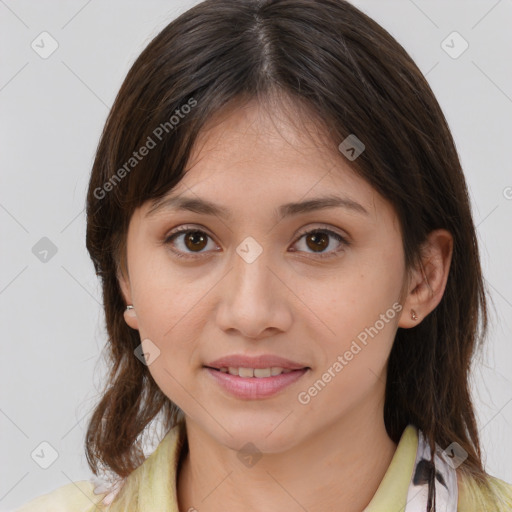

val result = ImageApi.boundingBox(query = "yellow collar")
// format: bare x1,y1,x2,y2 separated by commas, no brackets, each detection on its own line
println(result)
363,424,418,511
110,422,418,511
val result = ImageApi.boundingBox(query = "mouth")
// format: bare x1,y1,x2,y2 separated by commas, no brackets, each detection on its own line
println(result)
203,365,310,399
203,366,310,378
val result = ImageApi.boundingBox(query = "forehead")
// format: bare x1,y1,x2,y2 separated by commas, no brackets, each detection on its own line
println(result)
141,99,392,225
187,98,344,177
184,102,371,196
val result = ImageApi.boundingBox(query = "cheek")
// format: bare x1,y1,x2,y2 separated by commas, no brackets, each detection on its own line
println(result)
133,274,201,341
128,254,206,405
308,243,403,373
313,255,403,339
126,248,180,333
304,298,399,415
347,234,405,310
127,248,213,361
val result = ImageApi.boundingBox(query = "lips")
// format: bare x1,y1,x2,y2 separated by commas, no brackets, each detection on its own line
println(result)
205,354,310,371
205,366,309,399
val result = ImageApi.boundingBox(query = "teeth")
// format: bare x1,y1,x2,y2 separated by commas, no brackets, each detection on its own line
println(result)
223,367,294,377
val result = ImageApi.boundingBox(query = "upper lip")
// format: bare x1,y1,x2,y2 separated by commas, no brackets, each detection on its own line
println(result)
205,354,310,370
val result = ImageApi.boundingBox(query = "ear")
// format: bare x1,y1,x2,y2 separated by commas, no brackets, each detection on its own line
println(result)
398,229,453,328
117,266,139,331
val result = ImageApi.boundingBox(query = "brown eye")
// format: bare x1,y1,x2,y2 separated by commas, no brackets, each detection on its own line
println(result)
164,227,217,259
291,228,348,259
183,231,208,252
305,232,329,252
165,226,348,261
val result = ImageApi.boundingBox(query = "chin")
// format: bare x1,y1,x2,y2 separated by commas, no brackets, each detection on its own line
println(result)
210,421,302,454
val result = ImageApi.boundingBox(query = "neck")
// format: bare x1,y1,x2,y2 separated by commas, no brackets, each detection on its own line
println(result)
177,397,397,512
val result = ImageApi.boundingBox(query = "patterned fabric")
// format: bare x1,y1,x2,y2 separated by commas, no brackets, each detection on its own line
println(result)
404,429,458,512
90,474,126,506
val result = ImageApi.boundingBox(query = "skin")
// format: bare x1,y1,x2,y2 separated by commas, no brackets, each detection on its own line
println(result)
118,99,453,512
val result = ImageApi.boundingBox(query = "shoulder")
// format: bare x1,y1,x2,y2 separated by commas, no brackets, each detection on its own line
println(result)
457,470,512,512
14,480,107,512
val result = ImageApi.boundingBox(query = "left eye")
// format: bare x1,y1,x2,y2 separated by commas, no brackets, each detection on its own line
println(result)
164,227,348,260
291,228,348,259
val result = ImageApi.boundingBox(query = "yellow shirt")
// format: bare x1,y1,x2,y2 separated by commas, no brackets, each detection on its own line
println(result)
15,423,512,511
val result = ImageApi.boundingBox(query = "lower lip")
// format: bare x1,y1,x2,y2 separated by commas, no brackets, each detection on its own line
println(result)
204,367,309,400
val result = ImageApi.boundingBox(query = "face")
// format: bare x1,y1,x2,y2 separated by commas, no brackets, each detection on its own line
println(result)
119,99,410,452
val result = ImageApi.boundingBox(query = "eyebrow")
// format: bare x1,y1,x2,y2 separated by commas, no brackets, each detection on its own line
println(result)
145,193,369,220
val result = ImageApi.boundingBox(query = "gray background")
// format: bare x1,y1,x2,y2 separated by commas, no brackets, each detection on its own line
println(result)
1,0,511,509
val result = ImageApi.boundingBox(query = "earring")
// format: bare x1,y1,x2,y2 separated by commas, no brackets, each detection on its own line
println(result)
410,309,418,321
124,304,137,321
125,304,136,318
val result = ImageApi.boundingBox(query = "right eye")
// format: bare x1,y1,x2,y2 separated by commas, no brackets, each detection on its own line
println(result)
164,226,219,259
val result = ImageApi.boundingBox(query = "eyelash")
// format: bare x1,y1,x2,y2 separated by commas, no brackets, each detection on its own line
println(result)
163,225,349,260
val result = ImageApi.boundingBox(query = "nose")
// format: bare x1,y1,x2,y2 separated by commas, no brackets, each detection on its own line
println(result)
214,242,293,339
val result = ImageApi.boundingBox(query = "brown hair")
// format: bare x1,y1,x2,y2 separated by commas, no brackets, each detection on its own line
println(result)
85,0,497,508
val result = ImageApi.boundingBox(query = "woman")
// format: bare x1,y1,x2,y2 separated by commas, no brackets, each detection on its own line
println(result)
16,0,512,510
